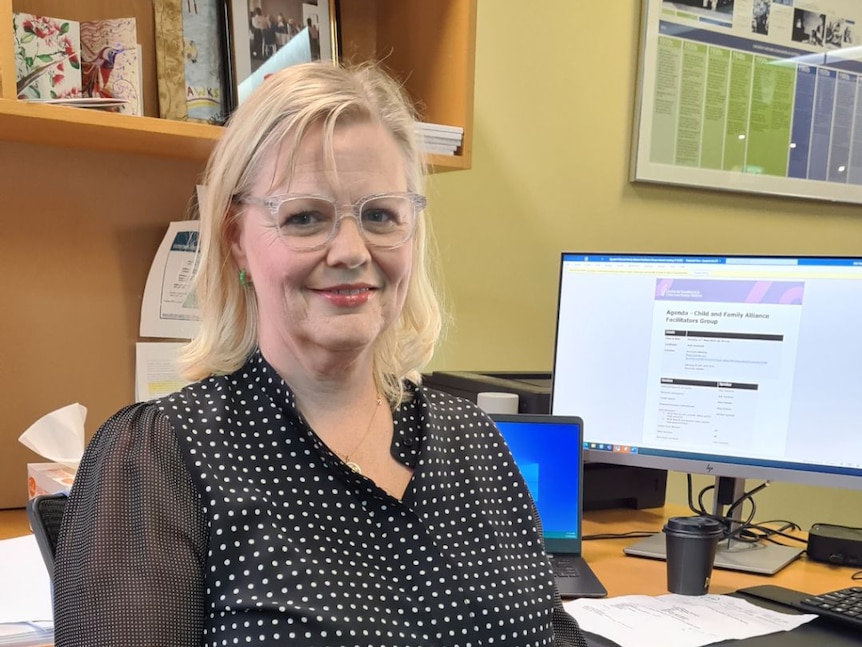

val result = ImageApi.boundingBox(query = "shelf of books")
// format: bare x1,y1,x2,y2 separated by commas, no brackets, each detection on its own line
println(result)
0,0,475,168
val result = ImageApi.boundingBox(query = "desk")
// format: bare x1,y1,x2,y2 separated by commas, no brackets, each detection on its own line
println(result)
582,505,856,597
2,504,854,596
2,504,857,591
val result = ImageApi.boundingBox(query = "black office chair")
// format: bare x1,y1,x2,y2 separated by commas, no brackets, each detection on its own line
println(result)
26,492,68,582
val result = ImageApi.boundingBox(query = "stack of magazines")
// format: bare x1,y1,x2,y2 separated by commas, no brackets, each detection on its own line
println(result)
415,121,463,156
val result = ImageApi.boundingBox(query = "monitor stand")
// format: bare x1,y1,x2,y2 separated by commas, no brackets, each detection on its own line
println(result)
623,475,805,575
623,532,803,575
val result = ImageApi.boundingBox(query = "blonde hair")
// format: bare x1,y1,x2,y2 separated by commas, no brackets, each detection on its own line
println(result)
180,62,443,405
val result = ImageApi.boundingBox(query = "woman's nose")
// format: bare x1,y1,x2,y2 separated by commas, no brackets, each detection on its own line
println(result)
326,215,370,266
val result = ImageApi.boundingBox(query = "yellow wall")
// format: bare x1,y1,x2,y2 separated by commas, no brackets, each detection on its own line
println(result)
427,1,862,530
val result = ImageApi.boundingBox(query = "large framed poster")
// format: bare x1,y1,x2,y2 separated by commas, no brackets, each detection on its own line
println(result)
631,0,862,204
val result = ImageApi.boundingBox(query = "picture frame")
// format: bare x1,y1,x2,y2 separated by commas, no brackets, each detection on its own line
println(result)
227,0,339,108
631,0,862,204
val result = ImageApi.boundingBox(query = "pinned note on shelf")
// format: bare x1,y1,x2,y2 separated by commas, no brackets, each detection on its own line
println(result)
139,219,201,339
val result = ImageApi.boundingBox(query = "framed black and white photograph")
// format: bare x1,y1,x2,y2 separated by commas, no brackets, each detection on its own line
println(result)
228,0,338,106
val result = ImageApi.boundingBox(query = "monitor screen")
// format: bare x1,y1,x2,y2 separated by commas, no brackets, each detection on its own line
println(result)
550,253,862,492
491,414,583,541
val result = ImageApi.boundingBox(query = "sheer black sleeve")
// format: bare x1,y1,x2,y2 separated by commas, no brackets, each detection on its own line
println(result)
552,586,589,647
530,499,588,647
53,402,208,647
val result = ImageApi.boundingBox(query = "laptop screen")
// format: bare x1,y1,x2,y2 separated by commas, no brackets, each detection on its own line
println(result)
490,414,584,543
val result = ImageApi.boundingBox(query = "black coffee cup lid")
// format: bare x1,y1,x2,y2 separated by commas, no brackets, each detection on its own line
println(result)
663,515,724,538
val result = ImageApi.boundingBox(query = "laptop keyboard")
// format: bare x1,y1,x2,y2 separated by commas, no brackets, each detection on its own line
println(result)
550,557,582,578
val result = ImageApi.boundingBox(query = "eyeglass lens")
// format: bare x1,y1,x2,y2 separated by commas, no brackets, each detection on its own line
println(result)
274,195,416,249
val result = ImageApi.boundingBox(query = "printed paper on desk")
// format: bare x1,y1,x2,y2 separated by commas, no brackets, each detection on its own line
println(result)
564,593,816,647
0,535,53,625
140,220,201,339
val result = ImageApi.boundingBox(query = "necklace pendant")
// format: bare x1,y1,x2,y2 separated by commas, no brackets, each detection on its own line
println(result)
346,460,362,474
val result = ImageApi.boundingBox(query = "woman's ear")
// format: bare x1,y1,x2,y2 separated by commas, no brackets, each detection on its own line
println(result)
226,209,248,271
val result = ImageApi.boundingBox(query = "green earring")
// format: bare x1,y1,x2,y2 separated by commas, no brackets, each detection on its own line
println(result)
239,269,250,287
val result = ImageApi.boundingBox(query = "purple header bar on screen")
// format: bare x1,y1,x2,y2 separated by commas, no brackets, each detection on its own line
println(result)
655,279,805,304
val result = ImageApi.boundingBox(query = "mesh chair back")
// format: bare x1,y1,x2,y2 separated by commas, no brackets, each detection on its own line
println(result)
26,492,68,581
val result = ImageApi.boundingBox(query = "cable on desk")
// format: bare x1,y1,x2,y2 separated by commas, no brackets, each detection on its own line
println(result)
737,520,805,545
582,530,660,541
685,474,803,548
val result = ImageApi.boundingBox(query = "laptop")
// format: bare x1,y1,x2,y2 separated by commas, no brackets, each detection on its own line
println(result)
490,413,607,599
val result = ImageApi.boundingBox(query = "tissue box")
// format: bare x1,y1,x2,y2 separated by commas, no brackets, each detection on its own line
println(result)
27,462,76,498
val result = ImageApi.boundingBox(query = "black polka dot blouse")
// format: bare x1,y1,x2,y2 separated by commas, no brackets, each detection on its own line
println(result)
54,350,586,646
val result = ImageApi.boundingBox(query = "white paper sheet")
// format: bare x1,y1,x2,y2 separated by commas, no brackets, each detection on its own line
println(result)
564,593,817,647
135,342,190,401
0,536,53,624
139,220,201,339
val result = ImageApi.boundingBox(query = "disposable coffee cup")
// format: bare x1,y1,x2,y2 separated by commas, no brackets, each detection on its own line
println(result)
663,516,724,595
476,392,519,414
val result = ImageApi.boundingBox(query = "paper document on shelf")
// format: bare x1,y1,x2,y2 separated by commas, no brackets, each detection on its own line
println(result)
0,535,53,624
135,342,191,402
564,593,816,647
140,220,201,339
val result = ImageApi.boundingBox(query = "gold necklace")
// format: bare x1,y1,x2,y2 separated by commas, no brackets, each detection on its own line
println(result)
338,394,382,474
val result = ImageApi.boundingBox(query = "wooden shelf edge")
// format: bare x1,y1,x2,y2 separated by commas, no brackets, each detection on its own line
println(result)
426,152,471,172
0,99,471,170
0,98,221,160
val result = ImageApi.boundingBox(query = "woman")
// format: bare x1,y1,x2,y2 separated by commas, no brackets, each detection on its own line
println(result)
53,62,586,646
250,7,266,58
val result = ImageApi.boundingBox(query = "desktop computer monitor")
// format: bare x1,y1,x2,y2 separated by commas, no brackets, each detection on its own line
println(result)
550,253,862,574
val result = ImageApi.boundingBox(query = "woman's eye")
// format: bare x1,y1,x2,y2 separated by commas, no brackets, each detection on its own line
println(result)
281,209,329,228
362,207,396,224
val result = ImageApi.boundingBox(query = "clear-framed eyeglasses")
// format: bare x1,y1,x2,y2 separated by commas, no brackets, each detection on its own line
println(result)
239,191,426,252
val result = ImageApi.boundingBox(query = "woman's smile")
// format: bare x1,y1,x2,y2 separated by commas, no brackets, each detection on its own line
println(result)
313,284,378,307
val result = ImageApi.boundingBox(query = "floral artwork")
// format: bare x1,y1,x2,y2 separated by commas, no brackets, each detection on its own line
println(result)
80,18,141,115
13,13,82,100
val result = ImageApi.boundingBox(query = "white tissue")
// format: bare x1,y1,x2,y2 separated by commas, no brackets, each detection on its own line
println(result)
18,403,86,470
